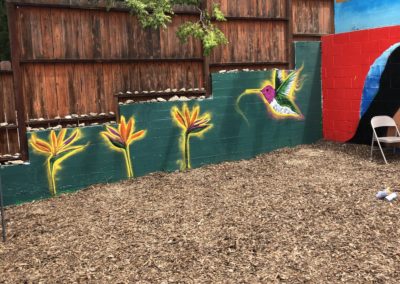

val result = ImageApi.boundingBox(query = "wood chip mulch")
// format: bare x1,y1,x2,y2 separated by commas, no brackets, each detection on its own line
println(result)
1,141,400,283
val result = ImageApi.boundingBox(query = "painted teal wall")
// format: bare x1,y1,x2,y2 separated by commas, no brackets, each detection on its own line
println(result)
0,42,321,206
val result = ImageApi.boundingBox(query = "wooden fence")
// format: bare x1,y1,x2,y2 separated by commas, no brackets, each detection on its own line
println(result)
0,62,19,160
1,0,334,161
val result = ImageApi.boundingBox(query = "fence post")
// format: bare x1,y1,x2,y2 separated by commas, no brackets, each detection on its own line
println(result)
6,2,29,161
0,172,6,242
201,0,211,96
286,0,294,70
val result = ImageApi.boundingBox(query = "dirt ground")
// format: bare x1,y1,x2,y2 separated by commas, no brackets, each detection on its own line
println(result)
1,141,400,283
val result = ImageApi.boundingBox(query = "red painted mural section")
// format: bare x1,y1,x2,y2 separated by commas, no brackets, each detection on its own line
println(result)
321,26,400,142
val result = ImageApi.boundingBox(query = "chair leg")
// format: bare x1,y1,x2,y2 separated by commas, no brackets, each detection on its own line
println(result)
376,140,388,164
370,138,374,160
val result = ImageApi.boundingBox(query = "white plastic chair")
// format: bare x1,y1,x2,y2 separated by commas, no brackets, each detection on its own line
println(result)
370,116,400,164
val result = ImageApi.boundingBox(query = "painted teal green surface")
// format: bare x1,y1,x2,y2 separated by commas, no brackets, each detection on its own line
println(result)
119,41,322,174
0,42,321,206
0,126,128,206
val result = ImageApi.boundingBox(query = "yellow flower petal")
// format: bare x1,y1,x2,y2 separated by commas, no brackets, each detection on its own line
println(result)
50,130,58,154
124,118,134,142
184,105,191,127
190,106,199,126
127,129,147,145
56,129,67,149
119,116,127,142
30,135,52,155
174,110,186,129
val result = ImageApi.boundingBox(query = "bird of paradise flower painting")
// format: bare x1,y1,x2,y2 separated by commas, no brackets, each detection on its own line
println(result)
235,67,305,124
101,115,147,178
30,129,87,196
171,104,212,170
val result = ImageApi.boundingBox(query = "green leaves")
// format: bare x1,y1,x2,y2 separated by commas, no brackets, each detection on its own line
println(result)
176,3,227,55
124,0,173,29
177,22,228,55
177,22,205,43
201,26,228,55
212,3,226,22
123,0,228,55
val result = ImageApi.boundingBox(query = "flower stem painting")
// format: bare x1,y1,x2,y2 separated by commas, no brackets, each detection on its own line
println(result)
171,104,212,170
235,67,305,124
101,116,147,178
30,129,87,196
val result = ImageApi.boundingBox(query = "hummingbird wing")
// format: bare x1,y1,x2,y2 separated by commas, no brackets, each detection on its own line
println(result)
275,69,298,98
274,95,300,114
275,69,283,90
274,69,302,114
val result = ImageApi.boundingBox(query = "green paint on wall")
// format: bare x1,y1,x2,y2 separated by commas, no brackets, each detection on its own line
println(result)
0,42,321,206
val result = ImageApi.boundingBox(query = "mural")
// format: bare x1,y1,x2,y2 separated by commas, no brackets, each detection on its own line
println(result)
235,67,304,124
359,44,400,119
30,129,87,196
101,116,147,178
322,26,400,142
349,44,400,144
335,0,400,33
1,42,322,206
171,104,212,170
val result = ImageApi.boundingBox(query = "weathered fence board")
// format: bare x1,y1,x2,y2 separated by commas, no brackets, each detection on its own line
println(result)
21,62,204,119
0,71,19,157
292,0,333,35
18,8,202,60
210,0,286,17
0,73,15,123
210,21,287,64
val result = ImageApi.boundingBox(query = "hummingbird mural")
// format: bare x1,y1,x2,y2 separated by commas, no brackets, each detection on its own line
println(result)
235,67,305,124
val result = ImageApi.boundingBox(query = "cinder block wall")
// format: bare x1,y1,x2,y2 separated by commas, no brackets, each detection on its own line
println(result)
1,42,322,206
322,26,400,142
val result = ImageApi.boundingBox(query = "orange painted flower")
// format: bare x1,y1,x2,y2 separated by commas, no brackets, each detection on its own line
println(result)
172,104,212,136
101,116,147,178
30,129,87,196
171,104,212,170
102,116,146,150
31,128,83,156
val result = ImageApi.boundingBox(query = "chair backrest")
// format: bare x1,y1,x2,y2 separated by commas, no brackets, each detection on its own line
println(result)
371,115,398,128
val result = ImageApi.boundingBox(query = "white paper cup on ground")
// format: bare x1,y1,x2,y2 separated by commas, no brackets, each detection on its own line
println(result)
385,192,397,202
376,190,389,199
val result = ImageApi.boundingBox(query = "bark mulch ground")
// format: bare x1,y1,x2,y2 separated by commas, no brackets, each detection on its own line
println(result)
1,141,400,283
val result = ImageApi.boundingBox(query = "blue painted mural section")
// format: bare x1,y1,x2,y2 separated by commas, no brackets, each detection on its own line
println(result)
360,43,400,117
335,0,400,33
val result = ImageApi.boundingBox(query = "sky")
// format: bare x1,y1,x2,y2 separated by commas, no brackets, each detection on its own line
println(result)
335,0,400,33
